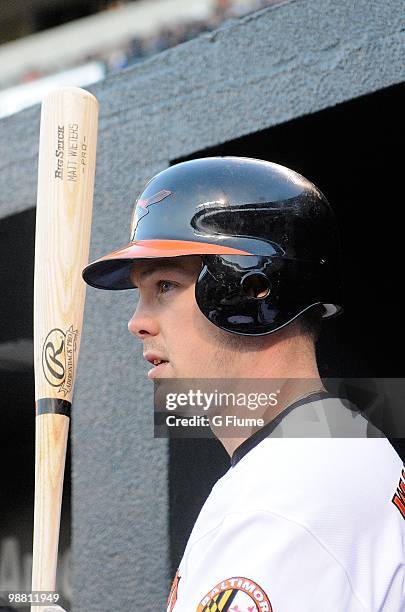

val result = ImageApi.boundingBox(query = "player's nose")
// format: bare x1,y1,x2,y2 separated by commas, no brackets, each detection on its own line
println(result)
128,302,159,339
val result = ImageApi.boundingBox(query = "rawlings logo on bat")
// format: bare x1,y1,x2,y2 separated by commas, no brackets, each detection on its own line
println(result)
42,326,78,396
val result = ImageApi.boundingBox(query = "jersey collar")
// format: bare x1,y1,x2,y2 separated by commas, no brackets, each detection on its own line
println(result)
231,390,334,467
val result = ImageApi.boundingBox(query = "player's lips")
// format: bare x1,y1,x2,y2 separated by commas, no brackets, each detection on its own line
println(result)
143,353,170,379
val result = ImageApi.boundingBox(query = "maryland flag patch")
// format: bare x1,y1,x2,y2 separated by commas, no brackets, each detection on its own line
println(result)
197,576,272,612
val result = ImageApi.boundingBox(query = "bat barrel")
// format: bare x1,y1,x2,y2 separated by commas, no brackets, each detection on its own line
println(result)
33,87,98,404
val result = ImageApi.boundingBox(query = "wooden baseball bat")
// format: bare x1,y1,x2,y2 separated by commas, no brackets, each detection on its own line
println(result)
32,87,98,607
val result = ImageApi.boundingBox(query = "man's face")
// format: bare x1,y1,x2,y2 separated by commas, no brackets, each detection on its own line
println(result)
128,255,268,379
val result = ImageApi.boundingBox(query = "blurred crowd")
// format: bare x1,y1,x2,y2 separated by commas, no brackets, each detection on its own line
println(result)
17,0,281,87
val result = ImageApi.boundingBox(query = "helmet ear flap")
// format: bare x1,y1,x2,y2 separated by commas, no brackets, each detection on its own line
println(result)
195,255,281,336
195,255,335,336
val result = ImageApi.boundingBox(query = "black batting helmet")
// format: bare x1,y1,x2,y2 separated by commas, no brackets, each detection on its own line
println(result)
82,157,343,335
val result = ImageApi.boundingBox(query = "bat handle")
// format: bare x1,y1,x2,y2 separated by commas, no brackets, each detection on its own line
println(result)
31,412,70,609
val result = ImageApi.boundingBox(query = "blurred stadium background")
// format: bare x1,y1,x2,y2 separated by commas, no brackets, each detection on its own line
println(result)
0,0,280,118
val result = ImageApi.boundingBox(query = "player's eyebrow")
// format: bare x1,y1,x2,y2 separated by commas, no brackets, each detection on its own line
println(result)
139,265,186,279
133,261,198,284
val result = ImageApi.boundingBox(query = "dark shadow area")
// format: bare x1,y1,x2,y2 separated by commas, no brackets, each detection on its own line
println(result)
169,82,404,575
0,209,35,344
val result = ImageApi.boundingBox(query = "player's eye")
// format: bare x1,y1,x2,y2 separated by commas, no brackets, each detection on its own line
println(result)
157,280,176,294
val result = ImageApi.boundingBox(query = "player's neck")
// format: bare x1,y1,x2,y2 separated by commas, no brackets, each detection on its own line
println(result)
212,338,323,457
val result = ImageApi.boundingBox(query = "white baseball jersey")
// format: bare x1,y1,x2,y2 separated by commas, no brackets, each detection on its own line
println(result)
167,395,405,611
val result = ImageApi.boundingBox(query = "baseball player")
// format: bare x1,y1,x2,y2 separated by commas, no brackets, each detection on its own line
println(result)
83,157,405,611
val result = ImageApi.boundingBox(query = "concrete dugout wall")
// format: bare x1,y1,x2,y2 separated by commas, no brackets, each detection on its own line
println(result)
0,1,403,609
